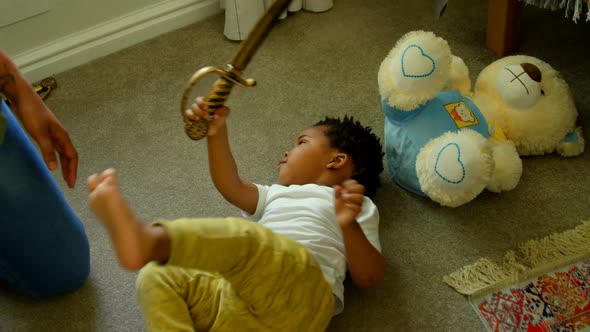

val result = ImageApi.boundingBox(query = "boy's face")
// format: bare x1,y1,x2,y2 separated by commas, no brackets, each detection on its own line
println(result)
278,125,337,186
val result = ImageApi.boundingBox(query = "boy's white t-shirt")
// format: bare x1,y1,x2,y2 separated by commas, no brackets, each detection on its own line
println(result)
241,183,381,315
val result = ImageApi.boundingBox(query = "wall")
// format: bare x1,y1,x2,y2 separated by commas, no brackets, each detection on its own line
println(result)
0,0,221,81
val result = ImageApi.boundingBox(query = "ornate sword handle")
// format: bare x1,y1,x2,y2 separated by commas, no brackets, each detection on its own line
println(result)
181,65,256,140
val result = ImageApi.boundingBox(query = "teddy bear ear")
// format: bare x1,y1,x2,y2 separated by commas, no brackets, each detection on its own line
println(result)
378,31,452,111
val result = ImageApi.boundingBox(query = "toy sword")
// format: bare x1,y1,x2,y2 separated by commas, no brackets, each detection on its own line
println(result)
181,0,292,140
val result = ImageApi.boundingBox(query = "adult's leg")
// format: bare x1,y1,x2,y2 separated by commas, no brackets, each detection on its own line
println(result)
0,102,89,297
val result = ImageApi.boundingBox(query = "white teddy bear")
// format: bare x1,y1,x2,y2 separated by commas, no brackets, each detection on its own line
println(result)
378,30,584,207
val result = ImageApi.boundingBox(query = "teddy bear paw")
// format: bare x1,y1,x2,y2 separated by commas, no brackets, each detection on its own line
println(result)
486,141,522,192
556,127,585,157
378,31,452,111
416,130,494,207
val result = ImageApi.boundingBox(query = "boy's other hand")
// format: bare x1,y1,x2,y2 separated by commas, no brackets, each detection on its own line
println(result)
184,96,230,136
334,179,365,227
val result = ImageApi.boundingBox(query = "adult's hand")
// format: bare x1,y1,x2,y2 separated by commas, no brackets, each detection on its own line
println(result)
15,96,78,188
1,49,78,188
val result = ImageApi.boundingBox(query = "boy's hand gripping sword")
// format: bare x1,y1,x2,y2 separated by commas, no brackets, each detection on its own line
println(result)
181,0,292,140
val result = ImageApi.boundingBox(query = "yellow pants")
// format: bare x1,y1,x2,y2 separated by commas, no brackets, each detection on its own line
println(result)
135,217,334,332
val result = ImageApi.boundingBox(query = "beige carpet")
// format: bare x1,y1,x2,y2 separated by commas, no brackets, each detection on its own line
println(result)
1,0,589,331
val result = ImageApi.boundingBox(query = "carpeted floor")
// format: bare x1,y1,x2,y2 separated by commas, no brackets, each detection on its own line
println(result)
1,0,590,331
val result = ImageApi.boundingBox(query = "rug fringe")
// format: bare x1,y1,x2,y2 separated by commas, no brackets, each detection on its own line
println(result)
443,220,590,296
520,0,589,22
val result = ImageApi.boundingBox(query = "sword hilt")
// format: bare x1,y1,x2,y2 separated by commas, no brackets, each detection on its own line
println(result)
184,77,234,140
181,65,256,140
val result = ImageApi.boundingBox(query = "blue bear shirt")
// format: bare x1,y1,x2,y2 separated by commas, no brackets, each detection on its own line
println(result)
382,91,489,196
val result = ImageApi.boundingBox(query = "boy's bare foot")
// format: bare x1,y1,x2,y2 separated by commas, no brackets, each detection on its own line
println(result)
87,168,162,270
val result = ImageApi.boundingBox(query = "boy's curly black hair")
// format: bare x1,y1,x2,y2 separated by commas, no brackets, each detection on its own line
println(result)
314,116,384,198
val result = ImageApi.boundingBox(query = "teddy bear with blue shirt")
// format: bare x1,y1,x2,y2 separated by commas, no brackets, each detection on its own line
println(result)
378,30,584,207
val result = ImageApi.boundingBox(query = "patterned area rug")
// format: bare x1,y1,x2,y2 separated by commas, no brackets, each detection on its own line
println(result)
471,258,590,331
444,221,590,332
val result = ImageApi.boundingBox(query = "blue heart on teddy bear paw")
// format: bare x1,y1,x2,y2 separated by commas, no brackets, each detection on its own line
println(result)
401,45,436,78
434,143,466,184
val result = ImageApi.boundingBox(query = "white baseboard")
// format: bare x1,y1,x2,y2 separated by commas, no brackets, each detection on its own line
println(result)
14,0,222,82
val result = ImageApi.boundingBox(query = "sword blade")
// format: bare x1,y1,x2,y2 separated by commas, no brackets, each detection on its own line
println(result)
230,0,292,71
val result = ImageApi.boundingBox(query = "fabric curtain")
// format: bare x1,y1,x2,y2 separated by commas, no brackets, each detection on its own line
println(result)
220,0,333,41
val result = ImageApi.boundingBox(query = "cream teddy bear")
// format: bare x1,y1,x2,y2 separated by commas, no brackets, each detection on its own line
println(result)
378,31,584,208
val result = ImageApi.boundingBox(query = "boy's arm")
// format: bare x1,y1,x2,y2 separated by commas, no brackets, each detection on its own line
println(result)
186,97,258,214
334,180,385,289
207,122,258,214
340,221,385,288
